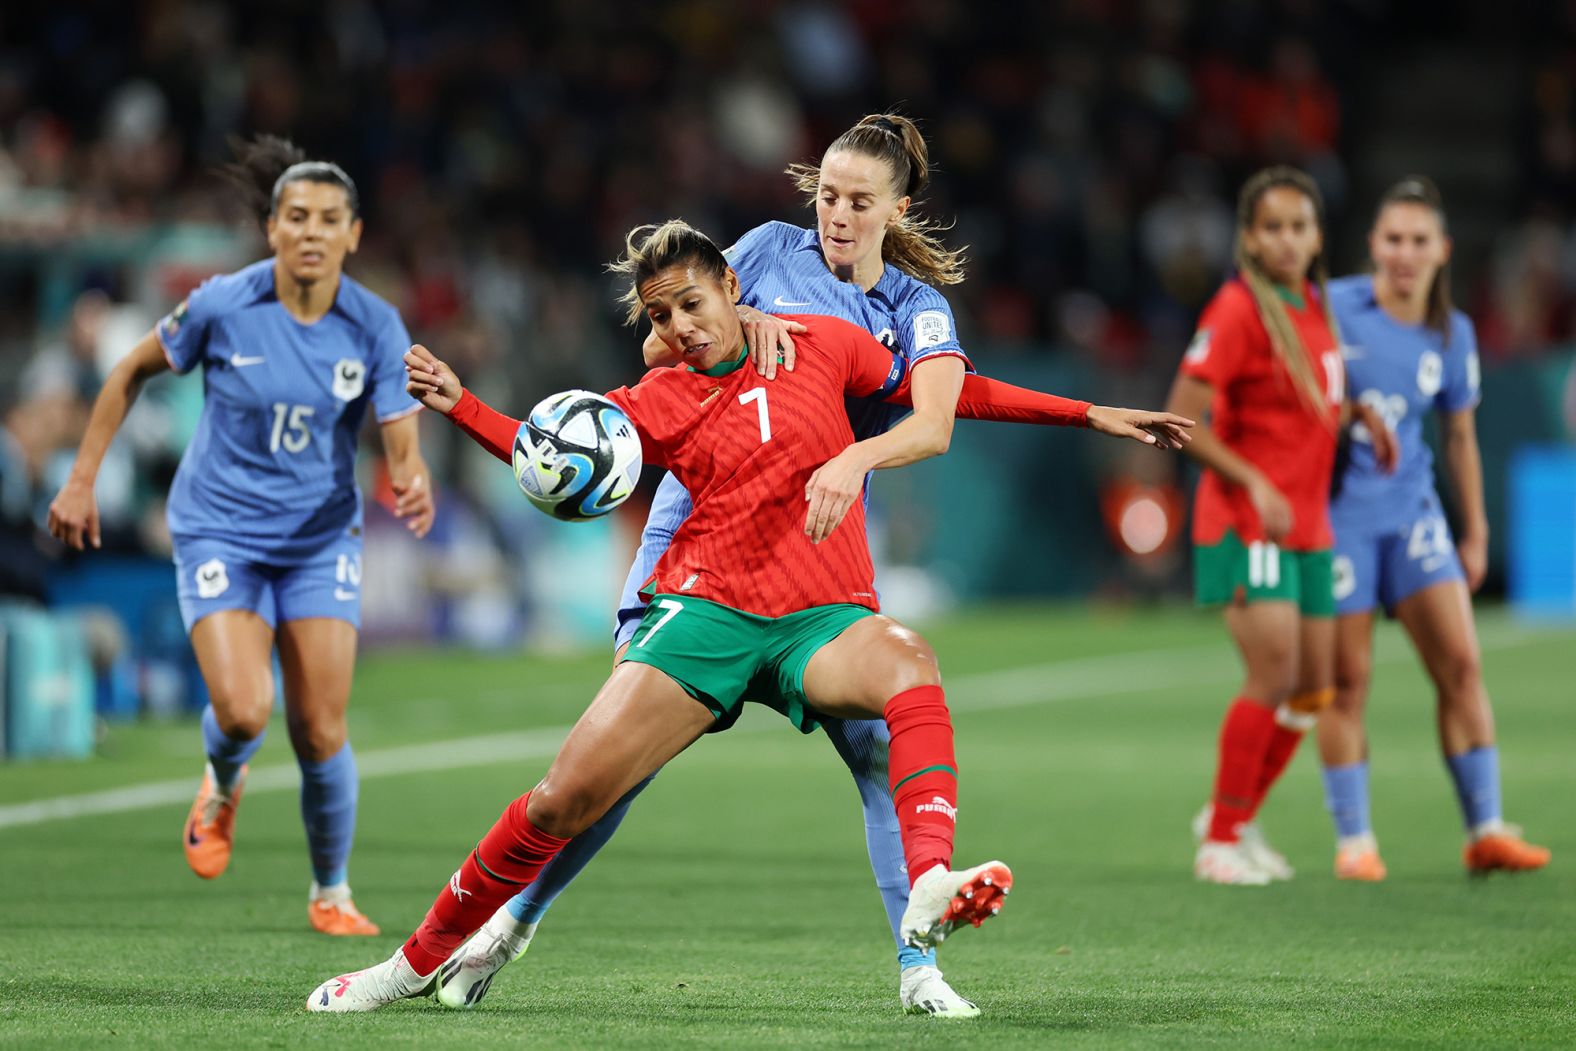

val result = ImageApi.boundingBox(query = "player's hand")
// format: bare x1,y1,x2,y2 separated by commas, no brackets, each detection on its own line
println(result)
642,327,681,368
391,470,435,539
1247,475,1293,543
1458,531,1488,592
738,305,804,380
404,345,463,415
1351,402,1400,474
1085,406,1194,450
804,447,869,544
47,476,101,551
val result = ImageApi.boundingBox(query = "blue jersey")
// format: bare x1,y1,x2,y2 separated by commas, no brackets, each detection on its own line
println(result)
727,221,971,440
1328,274,1480,532
157,259,420,562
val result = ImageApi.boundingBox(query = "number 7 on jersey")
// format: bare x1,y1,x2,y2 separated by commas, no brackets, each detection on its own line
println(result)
738,388,771,443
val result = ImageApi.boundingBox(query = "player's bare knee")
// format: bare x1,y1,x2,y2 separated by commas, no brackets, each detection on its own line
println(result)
874,621,942,693
525,777,600,839
210,686,271,739
1432,646,1482,704
286,713,346,762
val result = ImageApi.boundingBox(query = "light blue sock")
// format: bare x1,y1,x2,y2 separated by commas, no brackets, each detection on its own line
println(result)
201,705,265,791
299,744,358,887
505,771,658,924
1320,761,1371,839
1444,746,1501,832
823,717,937,973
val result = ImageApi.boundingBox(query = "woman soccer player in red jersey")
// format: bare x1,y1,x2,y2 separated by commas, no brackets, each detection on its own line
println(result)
1165,166,1395,885
305,220,1073,1012
434,113,1192,1020
1318,177,1549,880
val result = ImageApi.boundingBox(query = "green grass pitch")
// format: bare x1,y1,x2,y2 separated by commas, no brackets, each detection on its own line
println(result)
0,604,1570,1048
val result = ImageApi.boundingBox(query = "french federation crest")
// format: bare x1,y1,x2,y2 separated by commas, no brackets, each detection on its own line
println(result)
332,358,367,401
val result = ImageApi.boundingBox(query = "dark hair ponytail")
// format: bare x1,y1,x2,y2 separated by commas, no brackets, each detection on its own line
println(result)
217,134,360,232
785,112,967,287
1374,175,1454,346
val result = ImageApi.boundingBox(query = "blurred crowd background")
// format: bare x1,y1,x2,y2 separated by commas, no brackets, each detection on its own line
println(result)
2,1,1575,722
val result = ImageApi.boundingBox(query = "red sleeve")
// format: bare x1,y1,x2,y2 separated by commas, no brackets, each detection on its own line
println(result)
884,372,1091,427
603,381,671,469
448,388,521,464
1179,283,1255,388
833,319,908,397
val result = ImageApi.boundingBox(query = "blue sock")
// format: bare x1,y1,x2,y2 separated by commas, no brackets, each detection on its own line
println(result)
1445,746,1501,832
505,771,658,924
201,705,265,791
1320,761,1371,840
299,744,358,887
823,717,937,972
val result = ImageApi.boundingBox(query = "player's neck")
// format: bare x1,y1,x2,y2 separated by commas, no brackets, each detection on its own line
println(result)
273,262,340,323
1372,275,1427,326
828,255,884,292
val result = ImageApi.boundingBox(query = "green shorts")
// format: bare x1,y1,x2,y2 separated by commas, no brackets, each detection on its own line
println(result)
620,594,876,734
1194,530,1335,617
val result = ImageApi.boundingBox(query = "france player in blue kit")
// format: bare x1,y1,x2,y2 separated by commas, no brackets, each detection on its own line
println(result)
431,114,1187,1018
49,137,435,934
1316,177,1549,880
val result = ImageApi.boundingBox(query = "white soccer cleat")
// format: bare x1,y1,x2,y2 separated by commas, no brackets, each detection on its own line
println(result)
306,947,430,1013
1194,840,1272,885
1193,804,1293,881
434,907,535,1009
899,860,1012,949
1237,821,1294,881
900,964,980,1019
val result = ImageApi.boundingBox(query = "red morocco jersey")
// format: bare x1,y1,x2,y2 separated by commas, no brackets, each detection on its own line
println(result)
1181,278,1343,550
605,314,914,617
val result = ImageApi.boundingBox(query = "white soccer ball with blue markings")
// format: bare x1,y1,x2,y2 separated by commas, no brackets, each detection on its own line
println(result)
513,390,642,521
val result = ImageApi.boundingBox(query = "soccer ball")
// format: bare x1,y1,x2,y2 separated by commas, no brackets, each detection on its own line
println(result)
512,390,642,521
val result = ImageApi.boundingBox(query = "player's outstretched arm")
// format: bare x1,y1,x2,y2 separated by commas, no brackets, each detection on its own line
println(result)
886,371,1193,449
405,344,520,464
47,330,170,551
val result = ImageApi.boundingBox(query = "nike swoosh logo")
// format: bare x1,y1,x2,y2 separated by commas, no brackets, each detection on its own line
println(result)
230,353,266,367
186,820,201,846
773,296,812,307
334,588,357,601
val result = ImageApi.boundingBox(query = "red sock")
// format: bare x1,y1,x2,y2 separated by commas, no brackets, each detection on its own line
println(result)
885,685,957,885
1209,699,1276,842
402,792,570,975
1252,720,1305,816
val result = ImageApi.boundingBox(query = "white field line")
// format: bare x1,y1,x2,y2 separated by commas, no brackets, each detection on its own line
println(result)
0,622,1554,831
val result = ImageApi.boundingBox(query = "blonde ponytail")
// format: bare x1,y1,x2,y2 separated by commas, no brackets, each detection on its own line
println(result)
1234,166,1340,422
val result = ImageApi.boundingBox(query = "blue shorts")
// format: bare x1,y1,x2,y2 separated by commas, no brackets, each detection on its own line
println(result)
173,535,364,632
1332,496,1465,616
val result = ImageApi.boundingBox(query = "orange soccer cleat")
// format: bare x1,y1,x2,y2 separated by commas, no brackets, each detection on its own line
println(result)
310,891,382,936
183,766,245,880
1334,844,1388,882
1464,828,1551,875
